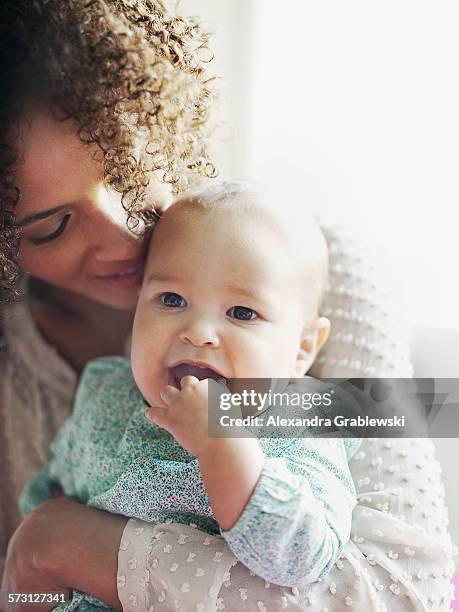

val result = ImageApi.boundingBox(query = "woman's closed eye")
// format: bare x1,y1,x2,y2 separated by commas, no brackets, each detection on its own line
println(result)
159,292,187,308
28,214,72,246
227,305,258,321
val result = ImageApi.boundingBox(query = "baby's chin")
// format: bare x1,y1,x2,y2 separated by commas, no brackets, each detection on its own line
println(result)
132,374,160,408
142,390,162,408
131,363,164,406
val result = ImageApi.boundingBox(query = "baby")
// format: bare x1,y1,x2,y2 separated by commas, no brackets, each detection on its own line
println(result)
21,182,361,611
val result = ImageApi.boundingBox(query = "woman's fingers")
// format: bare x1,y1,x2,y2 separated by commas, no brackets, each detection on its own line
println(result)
1,498,127,608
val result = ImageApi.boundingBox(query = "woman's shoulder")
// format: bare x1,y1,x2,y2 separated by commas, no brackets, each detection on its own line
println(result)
0,299,77,424
0,297,77,391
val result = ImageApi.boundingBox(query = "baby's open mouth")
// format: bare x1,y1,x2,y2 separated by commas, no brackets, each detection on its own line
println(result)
168,363,225,390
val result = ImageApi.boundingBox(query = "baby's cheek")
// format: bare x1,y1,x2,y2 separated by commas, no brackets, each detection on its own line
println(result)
245,350,285,378
131,347,152,392
139,371,163,407
271,338,302,377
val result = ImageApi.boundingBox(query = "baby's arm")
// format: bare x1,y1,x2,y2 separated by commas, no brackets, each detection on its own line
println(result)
146,376,357,587
198,437,265,530
220,436,357,587
146,376,265,530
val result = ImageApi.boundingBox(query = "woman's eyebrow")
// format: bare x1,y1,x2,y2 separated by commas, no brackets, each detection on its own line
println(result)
15,205,67,227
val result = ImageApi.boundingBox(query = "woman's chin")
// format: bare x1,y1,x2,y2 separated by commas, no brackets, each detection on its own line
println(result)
28,277,138,312
87,286,140,311
105,294,139,311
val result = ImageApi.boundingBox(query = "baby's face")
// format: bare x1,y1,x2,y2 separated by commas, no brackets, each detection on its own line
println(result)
132,200,318,406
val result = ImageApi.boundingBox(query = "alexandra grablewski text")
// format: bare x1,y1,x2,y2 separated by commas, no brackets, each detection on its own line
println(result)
208,377,459,438
219,413,405,429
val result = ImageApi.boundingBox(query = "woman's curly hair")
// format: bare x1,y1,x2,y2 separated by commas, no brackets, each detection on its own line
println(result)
0,0,218,302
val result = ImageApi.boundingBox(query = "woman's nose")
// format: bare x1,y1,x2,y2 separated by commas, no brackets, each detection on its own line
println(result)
89,189,144,262
179,319,220,348
92,225,142,262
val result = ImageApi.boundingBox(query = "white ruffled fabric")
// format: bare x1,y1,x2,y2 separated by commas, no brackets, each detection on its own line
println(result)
117,221,455,611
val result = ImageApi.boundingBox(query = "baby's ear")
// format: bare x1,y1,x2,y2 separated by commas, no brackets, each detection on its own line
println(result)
293,317,331,378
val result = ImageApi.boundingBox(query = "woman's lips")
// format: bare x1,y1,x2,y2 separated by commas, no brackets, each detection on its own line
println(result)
95,262,144,289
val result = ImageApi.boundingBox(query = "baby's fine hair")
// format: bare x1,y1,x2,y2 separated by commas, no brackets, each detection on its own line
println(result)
171,180,329,316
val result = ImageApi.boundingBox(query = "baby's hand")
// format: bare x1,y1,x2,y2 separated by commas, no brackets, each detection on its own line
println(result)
145,376,228,457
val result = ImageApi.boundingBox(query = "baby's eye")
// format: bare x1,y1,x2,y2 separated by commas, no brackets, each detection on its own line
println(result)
160,292,187,308
227,306,258,321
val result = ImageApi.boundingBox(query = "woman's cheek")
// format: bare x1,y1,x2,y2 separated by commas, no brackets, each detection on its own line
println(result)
19,243,83,285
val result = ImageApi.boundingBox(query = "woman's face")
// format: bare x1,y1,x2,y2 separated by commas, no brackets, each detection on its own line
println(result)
13,105,150,310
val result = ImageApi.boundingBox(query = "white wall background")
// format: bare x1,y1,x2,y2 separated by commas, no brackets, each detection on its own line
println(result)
180,0,459,545
245,0,459,330
179,0,254,177
182,0,459,329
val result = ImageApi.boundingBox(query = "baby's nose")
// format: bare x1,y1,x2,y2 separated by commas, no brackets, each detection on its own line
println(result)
179,321,219,348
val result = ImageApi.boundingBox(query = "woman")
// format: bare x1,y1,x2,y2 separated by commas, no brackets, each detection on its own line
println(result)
0,0,217,605
1,2,454,611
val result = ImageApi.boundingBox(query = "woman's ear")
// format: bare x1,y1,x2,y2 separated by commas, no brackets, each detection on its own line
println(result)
292,317,331,378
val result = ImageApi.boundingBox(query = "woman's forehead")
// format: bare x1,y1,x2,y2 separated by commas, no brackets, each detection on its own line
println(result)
14,106,101,213
16,107,90,171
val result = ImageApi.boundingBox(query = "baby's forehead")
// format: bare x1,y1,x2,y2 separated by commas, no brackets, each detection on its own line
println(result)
147,186,328,315
169,188,267,216
156,186,325,273
163,188,288,236
154,192,287,262
163,188,323,256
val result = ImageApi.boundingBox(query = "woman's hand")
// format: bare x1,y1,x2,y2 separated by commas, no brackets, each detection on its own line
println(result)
2,498,72,612
1,497,128,610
